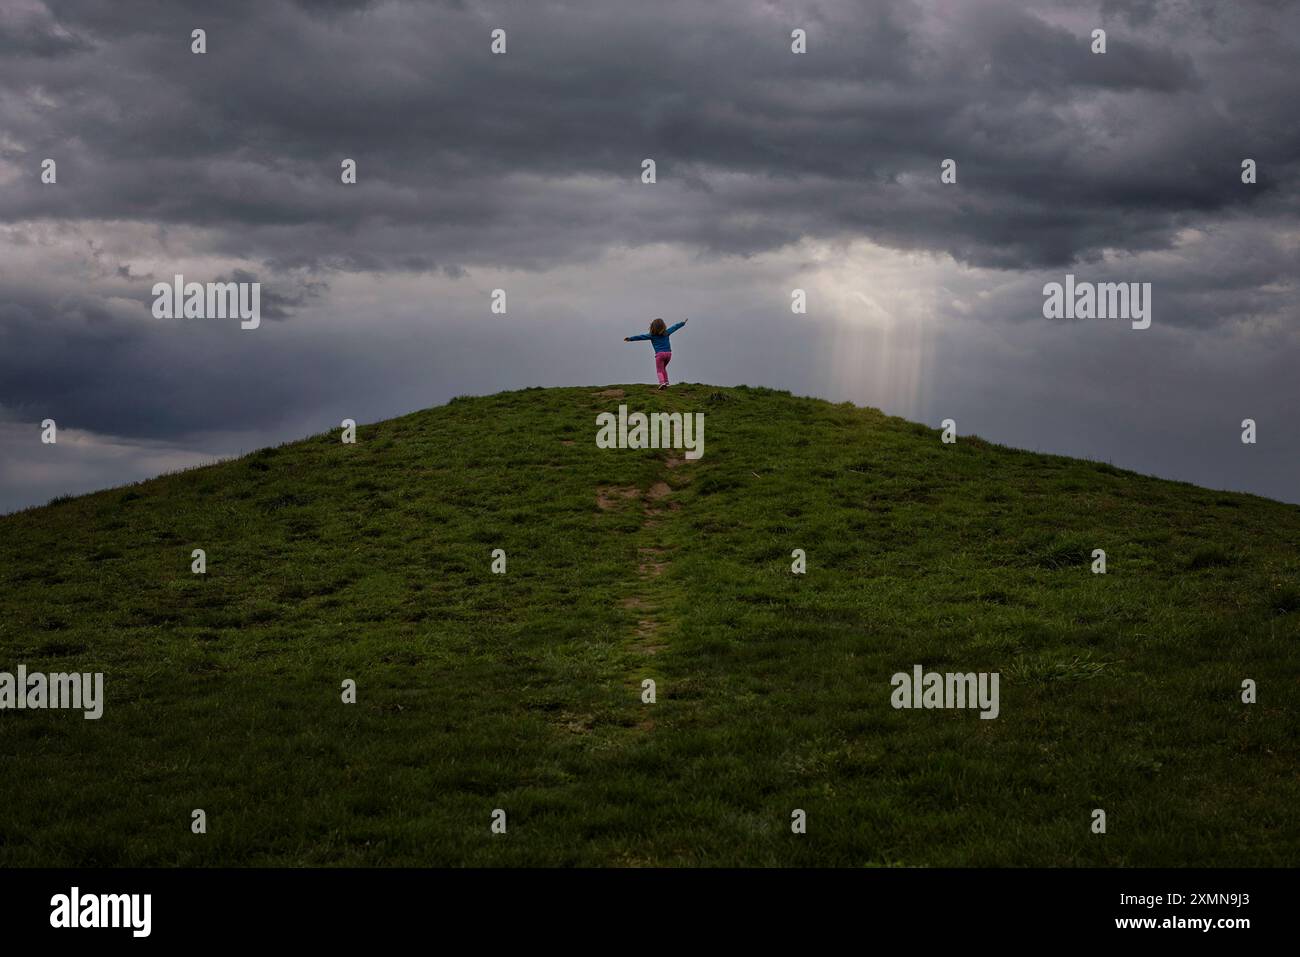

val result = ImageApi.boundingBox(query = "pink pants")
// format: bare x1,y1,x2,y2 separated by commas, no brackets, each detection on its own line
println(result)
655,351,672,384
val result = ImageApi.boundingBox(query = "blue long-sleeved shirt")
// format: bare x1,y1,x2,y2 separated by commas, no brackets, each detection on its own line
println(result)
627,321,685,353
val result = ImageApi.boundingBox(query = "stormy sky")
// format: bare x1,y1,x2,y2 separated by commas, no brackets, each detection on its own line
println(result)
1,0,1297,512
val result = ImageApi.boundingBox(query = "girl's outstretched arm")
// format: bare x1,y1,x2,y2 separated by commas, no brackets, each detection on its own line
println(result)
665,319,687,335
625,332,650,341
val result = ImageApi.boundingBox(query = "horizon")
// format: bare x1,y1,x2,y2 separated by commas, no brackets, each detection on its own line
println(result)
6,381,1298,517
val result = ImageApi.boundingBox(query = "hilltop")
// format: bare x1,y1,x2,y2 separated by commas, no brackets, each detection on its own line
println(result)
0,384,1296,866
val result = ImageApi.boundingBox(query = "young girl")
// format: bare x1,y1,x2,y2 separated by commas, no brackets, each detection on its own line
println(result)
624,317,688,389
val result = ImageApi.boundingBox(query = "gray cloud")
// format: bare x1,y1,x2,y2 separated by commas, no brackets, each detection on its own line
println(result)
0,1,92,58
3,0,1294,271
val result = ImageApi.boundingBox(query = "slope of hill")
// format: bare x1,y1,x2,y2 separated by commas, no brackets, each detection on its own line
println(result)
1,384,1296,866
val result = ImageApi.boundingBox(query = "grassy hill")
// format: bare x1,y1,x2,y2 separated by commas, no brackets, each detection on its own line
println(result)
1,384,1296,866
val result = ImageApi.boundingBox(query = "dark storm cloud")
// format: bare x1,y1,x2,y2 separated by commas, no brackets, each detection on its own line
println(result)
3,0,1295,272
0,2,92,57
220,268,327,320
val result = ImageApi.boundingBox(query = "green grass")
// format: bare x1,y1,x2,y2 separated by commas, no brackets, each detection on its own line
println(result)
0,384,1296,866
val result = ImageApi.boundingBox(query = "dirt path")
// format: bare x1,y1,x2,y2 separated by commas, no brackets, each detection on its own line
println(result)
596,455,691,672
